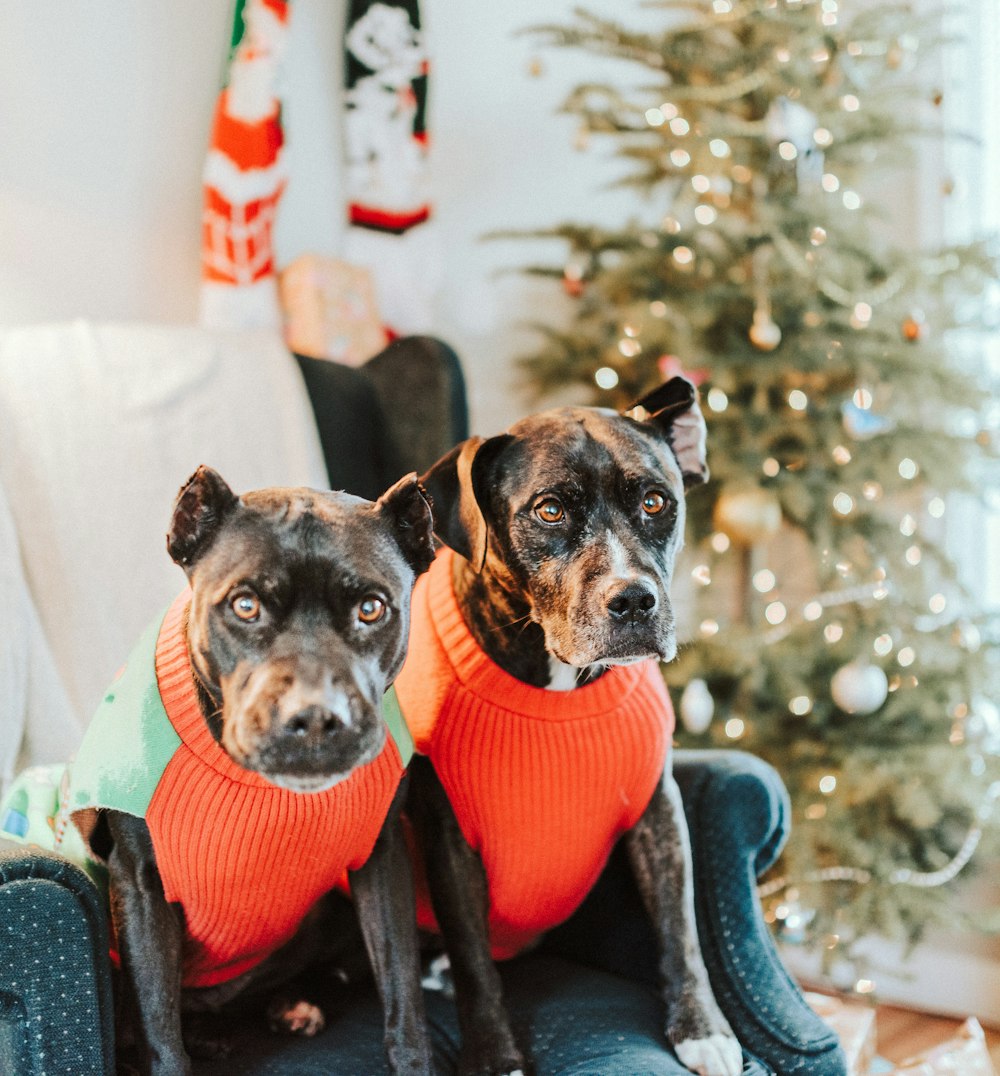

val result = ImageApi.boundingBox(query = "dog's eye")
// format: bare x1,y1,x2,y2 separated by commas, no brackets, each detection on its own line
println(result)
534,498,565,525
642,491,667,516
231,592,261,621
358,596,387,624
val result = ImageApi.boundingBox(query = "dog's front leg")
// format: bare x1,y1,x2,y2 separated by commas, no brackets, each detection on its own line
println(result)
624,771,742,1076
349,776,432,1075
105,810,189,1076
408,757,525,1076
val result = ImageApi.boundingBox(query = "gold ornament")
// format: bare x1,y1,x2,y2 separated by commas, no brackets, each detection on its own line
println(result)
713,485,783,546
749,308,782,351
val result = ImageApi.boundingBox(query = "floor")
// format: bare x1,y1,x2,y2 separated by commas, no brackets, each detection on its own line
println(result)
876,1004,1000,1067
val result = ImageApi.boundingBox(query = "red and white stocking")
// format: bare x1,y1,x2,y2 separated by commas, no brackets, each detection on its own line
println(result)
200,0,289,330
343,0,436,335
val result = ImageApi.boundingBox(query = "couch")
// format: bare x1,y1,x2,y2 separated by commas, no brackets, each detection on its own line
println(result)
0,322,845,1075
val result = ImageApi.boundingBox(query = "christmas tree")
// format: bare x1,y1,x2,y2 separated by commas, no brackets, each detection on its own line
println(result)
512,0,1000,970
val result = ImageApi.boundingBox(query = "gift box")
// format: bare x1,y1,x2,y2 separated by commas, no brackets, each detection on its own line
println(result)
805,991,878,1076
887,1017,996,1075
279,254,388,367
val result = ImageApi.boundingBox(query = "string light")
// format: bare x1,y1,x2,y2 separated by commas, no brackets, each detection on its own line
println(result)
725,717,746,738
594,367,619,390
709,138,731,157
670,148,691,167
660,102,679,120
691,564,712,586
833,492,854,515
694,204,718,225
645,107,666,126
710,531,731,553
691,174,711,193
929,593,947,613
814,127,833,146
824,623,844,643
928,496,946,517
753,569,777,593
810,227,827,246
707,387,729,412
874,634,893,656
832,445,852,464
851,302,872,327
905,544,922,565
778,141,798,160
898,457,919,479
843,190,862,210
672,246,694,266
763,457,780,477
804,601,823,621
700,618,720,636
765,601,787,625
898,646,916,667
790,695,813,715
788,389,808,410
841,94,860,111
669,116,690,135
649,300,668,317
862,481,882,501
618,337,641,357
900,513,916,536
819,775,837,795
822,173,841,192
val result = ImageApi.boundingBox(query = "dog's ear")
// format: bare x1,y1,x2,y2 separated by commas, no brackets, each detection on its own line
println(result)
420,435,513,570
167,465,239,569
375,472,436,575
626,376,709,489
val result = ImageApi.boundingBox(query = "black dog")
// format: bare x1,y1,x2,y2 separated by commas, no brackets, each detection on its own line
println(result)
400,378,741,1076
62,467,434,1074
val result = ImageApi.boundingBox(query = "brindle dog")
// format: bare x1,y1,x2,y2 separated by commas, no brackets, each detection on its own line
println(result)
408,378,742,1076
100,466,435,1075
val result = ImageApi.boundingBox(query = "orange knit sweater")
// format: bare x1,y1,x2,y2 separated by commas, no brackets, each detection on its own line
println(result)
73,594,406,989
395,549,674,960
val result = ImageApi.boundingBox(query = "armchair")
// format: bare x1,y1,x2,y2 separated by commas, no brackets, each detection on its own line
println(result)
0,323,843,1075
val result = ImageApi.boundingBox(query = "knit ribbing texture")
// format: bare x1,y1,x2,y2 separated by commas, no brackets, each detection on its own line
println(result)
147,594,403,988
396,550,674,960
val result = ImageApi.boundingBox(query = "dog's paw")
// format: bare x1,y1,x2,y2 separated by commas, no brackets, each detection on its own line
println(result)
675,1033,742,1076
267,996,326,1037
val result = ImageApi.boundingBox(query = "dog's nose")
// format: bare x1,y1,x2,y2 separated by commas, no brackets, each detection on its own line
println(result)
284,705,347,741
606,581,658,623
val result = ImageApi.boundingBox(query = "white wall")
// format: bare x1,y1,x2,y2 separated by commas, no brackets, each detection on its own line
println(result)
0,0,642,436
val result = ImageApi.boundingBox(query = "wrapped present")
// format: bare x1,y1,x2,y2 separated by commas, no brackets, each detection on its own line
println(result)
805,991,877,1076
889,1018,996,1075
279,254,389,367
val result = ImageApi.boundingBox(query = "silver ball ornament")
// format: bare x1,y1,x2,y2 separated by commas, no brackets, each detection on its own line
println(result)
830,662,888,715
680,678,715,734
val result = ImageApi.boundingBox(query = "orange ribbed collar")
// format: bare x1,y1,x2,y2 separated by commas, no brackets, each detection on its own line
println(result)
426,549,659,722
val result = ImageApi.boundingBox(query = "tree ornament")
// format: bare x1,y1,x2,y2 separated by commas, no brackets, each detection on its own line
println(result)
562,255,587,297
841,401,894,440
749,246,781,350
713,485,783,546
679,678,714,734
831,662,889,715
749,307,782,351
901,315,923,342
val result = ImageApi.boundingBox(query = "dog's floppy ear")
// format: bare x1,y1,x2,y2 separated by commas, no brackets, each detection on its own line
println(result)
420,435,513,571
167,465,239,569
375,472,436,575
626,376,709,489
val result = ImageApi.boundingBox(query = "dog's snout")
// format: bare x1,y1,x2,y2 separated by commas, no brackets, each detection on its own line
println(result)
606,580,658,623
284,704,347,741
